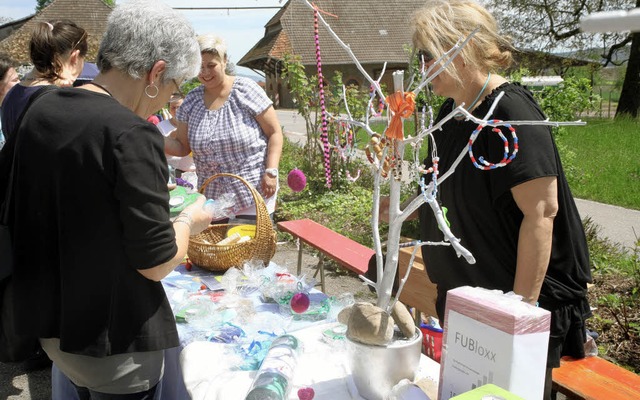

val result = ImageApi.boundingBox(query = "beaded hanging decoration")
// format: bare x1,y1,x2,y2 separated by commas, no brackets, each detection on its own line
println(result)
363,91,415,180
334,121,357,159
468,119,519,170
419,156,440,203
364,134,406,180
365,134,392,177
408,103,434,182
368,85,385,117
334,121,361,182
313,7,332,188
389,140,402,181
418,156,452,230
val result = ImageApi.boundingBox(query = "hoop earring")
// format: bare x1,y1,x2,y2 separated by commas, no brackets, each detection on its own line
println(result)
144,84,159,99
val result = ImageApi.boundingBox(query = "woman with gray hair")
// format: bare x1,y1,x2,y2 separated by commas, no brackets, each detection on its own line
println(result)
3,1,210,398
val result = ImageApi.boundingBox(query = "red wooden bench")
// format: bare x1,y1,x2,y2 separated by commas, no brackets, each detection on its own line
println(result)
276,219,375,293
552,355,640,399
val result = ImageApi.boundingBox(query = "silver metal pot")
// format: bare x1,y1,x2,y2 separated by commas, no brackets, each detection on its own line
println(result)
347,328,423,400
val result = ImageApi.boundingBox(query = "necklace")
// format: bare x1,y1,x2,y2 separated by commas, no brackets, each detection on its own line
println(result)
89,82,113,97
453,72,492,114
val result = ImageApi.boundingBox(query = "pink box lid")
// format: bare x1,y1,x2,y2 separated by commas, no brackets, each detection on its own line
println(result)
445,286,551,335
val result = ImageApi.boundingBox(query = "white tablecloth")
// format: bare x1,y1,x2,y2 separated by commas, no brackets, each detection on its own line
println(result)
51,263,323,399
51,263,440,399
180,322,440,400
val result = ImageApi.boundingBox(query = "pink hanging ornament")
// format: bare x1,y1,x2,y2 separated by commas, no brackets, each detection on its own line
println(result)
287,168,307,192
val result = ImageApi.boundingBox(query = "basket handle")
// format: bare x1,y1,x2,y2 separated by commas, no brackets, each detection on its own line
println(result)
197,173,271,240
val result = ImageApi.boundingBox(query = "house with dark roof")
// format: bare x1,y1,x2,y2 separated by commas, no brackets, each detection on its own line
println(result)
0,0,113,64
238,0,426,108
240,0,602,109
0,14,34,44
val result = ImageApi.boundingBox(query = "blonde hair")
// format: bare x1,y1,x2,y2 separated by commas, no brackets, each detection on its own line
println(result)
197,34,227,61
411,0,514,83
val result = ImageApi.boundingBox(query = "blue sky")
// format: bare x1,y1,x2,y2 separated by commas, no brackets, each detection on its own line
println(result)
0,0,286,78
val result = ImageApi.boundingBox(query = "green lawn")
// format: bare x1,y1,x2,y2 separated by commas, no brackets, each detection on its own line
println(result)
367,117,640,210
559,117,640,210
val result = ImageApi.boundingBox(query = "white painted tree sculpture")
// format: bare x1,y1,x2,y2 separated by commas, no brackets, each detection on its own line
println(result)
297,0,585,329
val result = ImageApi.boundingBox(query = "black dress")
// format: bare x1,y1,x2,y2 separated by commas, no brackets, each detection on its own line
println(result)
419,83,592,367
7,88,179,357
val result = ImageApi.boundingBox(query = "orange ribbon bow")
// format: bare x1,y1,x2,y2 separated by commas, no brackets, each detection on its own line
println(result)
384,91,416,140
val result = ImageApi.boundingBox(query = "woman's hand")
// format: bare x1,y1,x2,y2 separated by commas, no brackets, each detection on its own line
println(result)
261,174,277,198
139,195,211,282
181,195,212,235
256,106,283,200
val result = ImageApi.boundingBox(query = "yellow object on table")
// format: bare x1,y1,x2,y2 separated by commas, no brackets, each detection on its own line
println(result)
451,383,525,399
188,173,276,271
226,224,256,238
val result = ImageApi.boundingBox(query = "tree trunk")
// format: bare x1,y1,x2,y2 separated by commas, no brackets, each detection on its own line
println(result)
615,1,640,118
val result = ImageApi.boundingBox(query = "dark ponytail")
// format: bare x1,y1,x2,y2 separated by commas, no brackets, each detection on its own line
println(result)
29,19,88,80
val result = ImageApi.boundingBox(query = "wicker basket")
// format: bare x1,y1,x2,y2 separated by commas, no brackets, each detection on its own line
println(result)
188,173,276,271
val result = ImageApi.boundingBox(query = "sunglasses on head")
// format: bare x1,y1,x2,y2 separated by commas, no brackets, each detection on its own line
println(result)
417,49,435,63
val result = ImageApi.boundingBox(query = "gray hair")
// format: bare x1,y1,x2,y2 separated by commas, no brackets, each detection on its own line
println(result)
97,0,200,83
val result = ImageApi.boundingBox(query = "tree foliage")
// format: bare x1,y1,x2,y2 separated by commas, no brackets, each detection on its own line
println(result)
486,0,639,118
487,0,631,64
281,54,372,192
36,0,52,12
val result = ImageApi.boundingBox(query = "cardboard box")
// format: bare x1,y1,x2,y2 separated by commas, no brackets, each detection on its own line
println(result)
438,286,551,400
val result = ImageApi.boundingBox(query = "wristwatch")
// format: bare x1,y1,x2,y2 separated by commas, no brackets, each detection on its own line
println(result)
265,168,279,178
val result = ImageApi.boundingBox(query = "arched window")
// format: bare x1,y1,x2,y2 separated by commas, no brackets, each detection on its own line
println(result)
345,78,360,88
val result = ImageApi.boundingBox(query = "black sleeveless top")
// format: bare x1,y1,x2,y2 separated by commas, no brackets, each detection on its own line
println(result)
419,82,591,317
